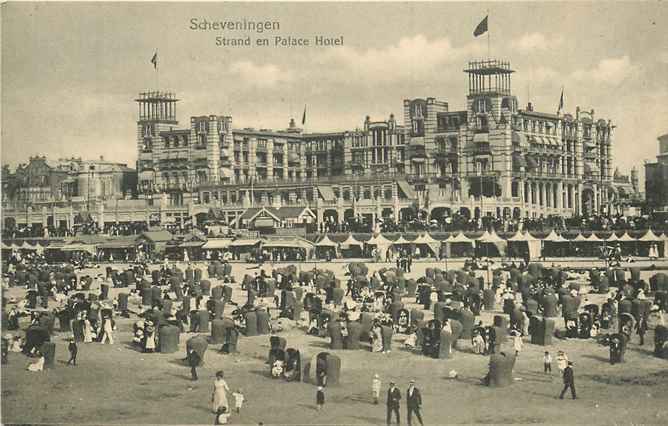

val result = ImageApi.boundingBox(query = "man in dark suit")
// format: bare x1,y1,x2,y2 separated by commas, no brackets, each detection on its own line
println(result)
559,361,576,399
406,380,424,426
386,381,401,425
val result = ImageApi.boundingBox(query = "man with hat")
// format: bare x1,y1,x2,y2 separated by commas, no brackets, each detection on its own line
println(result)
406,379,424,426
386,381,401,425
559,361,576,400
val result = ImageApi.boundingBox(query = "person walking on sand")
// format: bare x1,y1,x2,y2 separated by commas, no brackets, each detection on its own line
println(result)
372,373,382,405
211,370,231,413
559,361,577,400
316,386,325,411
386,381,401,425
406,380,424,426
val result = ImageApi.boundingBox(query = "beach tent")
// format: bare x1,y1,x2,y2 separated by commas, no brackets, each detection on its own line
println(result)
506,231,541,260
444,232,475,258
413,233,441,256
477,230,507,257
315,235,338,259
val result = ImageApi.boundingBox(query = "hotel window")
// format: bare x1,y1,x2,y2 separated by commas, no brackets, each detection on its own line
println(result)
164,138,170,149
198,121,206,133
183,136,188,146
174,137,180,148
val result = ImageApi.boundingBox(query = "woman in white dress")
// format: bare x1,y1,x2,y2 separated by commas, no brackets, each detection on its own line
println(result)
211,370,231,413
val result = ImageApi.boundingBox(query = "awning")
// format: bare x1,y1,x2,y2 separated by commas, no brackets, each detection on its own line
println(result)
315,235,338,247
229,239,261,247
512,132,529,148
98,241,136,249
179,241,206,248
202,239,233,249
317,186,336,202
397,180,416,198
526,155,538,170
61,243,97,254
512,152,527,169
263,240,312,250
473,133,489,143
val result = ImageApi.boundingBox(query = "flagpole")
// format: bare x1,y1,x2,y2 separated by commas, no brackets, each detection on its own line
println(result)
487,9,490,60
155,49,159,90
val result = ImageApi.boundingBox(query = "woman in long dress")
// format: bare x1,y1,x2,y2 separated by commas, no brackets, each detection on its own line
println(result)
371,323,384,352
211,370,231,413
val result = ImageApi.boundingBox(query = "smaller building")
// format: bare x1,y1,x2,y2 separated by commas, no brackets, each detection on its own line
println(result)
231,206,316,233
645,133,668,211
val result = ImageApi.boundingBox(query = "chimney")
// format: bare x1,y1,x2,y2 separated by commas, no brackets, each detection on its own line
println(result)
526,102,533,112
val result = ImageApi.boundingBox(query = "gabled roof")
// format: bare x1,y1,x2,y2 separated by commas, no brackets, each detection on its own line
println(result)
414,233,442,245
367,234,393,246
272,206,316,220
341,234,363,248
478,230,506,243
315,235,338,247
392,235,412,245
542,230,567,242
447,232,475,244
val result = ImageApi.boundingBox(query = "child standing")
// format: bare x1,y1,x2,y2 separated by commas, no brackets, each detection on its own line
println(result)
372,374,382,404
556,350,568,374
232,388,245,414
543,351,552,374
67,338,78,366
316,386,325,411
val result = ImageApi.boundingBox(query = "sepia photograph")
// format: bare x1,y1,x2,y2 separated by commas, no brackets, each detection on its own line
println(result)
1,1,668,424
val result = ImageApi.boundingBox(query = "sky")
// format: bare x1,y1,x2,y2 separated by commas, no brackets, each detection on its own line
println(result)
2,2,668,184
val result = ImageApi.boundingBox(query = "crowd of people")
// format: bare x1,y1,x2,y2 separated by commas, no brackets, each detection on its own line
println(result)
2,240,667,424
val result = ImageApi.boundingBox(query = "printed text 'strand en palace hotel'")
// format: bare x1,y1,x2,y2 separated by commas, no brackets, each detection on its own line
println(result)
134,59,614,226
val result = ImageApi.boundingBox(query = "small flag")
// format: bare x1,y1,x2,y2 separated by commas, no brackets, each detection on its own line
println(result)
557,88,564,114
474,16,488,37
151,51,158,69
301,105,307,126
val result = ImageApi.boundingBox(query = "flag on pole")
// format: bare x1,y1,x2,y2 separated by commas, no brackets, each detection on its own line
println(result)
151,51,158,69
557,88,564,114
474,16,488,37
301,105,307,126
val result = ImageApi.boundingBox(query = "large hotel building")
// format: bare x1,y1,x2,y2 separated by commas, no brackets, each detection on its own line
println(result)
3,59,616,230
135,59,614,226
